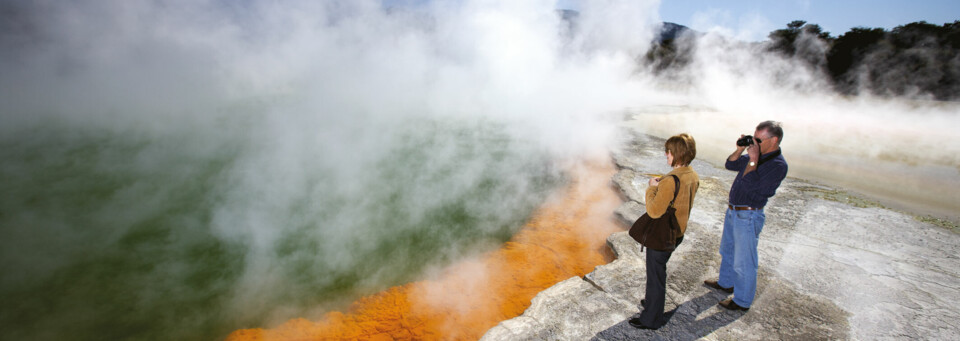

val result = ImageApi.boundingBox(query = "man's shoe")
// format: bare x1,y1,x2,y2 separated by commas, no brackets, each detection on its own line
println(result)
628,317,658,330
704,279,733,293
718,298,749,311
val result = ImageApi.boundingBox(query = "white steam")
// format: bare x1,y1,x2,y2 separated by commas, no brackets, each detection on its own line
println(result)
630,27,960,220
0,0,665,337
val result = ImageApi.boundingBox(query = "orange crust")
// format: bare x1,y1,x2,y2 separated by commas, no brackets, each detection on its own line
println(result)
225,160,623,341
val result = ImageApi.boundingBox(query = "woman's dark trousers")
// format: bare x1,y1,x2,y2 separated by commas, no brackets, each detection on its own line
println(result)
638,247,673,328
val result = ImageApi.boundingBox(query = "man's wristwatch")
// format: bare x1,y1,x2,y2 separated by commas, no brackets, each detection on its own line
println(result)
748,161,756,167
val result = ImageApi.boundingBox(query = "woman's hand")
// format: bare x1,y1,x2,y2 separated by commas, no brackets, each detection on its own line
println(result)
648,177,661,187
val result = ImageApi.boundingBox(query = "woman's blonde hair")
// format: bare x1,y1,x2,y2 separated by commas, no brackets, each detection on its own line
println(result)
665,133,696,167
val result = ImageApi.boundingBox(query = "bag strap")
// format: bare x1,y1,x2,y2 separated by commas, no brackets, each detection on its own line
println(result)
667,174,680,207
757,149,781,167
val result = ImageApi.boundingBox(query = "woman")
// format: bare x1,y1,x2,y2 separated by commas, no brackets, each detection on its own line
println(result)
629,133,700,330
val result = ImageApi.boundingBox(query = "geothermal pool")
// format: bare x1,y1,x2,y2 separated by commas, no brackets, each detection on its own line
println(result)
3,107,957,340
226,160,622,340
0,115,571,340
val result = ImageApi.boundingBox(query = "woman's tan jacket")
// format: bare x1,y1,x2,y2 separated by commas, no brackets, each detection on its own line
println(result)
644,166,699,237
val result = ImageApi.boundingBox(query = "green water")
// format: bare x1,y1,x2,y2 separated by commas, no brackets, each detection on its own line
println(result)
0,116,562,340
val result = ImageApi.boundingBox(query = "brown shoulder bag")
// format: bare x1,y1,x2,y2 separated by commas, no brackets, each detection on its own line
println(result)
628,174,681,252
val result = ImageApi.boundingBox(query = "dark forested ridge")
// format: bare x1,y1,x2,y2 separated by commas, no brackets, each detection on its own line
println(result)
645,20,960,100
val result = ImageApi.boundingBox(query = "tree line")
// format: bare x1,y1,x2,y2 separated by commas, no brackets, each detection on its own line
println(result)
646,20,960,101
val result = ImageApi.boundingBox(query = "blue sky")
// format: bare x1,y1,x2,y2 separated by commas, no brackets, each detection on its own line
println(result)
567,0,960,41
382,0,958,41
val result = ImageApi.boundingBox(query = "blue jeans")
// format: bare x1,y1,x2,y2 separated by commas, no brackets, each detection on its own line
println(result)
718,207,765,307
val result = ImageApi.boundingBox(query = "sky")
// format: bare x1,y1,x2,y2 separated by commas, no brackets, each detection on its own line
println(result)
556,0,960,41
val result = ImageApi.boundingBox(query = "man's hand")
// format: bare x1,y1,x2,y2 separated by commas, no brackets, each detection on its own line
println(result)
740,137,761,175
747,138,760,161
728,134,748,162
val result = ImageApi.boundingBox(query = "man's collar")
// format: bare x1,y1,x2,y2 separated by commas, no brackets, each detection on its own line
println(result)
761,147,781,156
758,148,782,167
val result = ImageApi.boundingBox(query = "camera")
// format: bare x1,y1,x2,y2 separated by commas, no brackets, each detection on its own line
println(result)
736,135,761,146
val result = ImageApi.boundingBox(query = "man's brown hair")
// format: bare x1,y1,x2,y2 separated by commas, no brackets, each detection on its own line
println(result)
756,120,783,144
665,133,696,167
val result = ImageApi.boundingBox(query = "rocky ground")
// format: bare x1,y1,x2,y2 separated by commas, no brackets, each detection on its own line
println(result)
481,133,960,340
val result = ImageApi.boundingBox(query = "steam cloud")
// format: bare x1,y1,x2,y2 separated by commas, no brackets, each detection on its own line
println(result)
1,1,958,340
630,21,960,220
0,0,663,339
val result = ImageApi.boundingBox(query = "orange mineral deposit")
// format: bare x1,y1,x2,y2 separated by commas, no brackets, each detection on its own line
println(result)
226,160,624,340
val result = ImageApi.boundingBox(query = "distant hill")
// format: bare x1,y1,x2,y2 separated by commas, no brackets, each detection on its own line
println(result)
766,20,960,100
557,9,695,44
658,22,696,42
557,9,579,22
644,18,960,101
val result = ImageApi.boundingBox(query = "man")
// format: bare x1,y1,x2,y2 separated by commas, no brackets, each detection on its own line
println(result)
704,120,788,311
